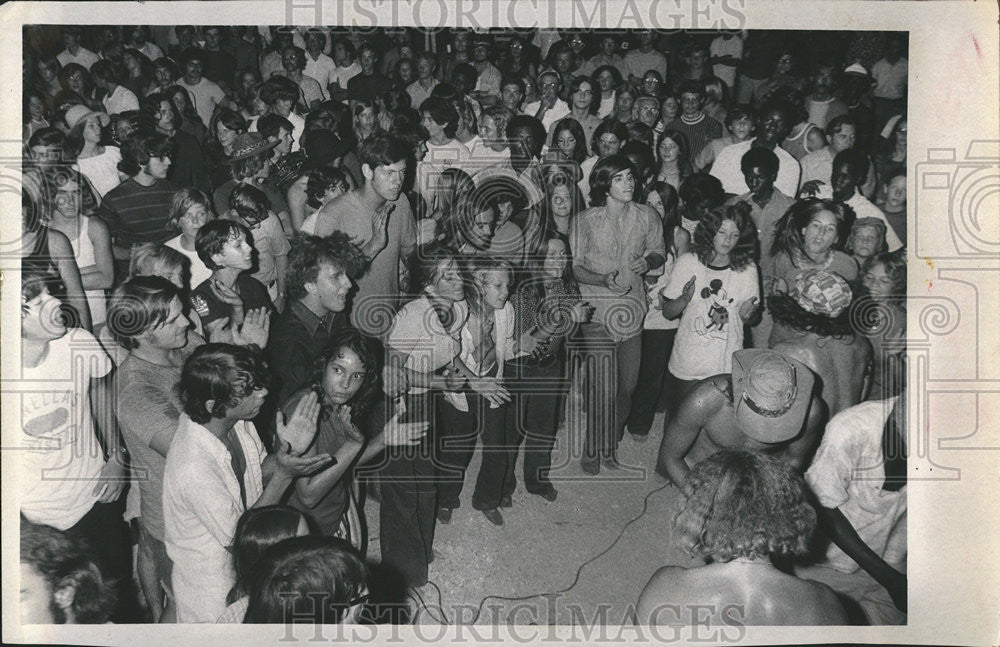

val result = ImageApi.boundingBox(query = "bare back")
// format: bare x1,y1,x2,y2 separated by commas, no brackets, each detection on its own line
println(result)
637,563,850,626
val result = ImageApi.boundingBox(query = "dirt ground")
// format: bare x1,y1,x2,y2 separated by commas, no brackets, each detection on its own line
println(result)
362,394,903,627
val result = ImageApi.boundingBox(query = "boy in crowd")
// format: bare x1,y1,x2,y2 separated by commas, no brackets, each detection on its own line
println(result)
163,343,332,622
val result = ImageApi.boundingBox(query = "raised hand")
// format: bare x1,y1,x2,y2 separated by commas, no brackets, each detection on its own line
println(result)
681,275,697,302
233,307,271,347
275,391,321,455
799,179,825,198
382,364,409,399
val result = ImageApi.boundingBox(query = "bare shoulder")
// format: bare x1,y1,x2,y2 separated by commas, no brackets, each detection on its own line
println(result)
794,579,852,625
636,566,689,622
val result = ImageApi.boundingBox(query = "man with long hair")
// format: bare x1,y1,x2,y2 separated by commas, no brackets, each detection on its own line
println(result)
637,450,850,626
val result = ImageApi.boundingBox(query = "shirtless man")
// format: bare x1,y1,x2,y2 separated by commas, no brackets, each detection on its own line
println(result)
656,349,827,486
769,269,872,417
637,450,850,626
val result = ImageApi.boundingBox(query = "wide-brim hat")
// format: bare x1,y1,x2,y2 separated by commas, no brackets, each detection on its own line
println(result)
227,132,280,163
732,349,815,444
65,104,110,131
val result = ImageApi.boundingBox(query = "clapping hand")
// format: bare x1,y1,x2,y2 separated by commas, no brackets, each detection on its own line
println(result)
234,307,271,347
470,376,512,407
629,256,649,275
276,391,321,455
604,270,631,295
680,275,697,302
210,278,243,307
739,296,760,322
381,409,429,447
570,300,594,323
337,404,367,445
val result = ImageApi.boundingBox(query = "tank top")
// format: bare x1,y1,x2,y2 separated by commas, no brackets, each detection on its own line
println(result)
782,122,822,161
66,218,107,325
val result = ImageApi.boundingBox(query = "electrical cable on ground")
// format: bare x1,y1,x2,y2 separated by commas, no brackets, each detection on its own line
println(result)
407,480,672,626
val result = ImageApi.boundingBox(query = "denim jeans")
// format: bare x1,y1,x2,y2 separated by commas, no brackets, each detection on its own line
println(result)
506,355,570,492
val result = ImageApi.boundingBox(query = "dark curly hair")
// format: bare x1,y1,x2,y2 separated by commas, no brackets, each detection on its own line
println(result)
20,517,117,623
310,327,383,420
767,292,856,338
179,343,271,424
692,201,759,271
672,450,816,562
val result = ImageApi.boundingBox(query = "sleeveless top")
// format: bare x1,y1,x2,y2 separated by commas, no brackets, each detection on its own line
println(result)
782,122,823,161
66,217,107,325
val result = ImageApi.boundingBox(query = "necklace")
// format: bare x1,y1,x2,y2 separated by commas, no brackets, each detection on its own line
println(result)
729,558,771,566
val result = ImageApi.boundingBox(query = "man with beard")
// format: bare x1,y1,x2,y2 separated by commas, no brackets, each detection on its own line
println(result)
309,134,418,337
709,99,801,198
144,92,210,193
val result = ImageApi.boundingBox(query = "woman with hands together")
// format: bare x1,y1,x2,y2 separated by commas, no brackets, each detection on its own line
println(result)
285,329,429,548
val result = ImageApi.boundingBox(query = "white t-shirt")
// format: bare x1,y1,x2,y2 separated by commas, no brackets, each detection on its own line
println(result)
522,99,570,133
710,139,801,199
643,256,679,331
332,61,362,89
710,35,744,88
103,85,140,116
417,139,472,198
177,77,226,128
19,329,112,530
304,52,337,95
166,234,212,290
805,398,907,572
57,47,100,70
76,146,123,198
665,252,759,380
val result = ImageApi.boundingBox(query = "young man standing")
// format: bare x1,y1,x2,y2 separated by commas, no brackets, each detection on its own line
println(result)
346,44,393,102
200,26,237,93
623,30,668,84
109,276,200,622
146,92,211,193
163,343,332,622
98,132,181,279
728,148,795,348
666,81,724,162
266,233,366,405
710,99,800,198
310,134,417,337
571,155,665,473
303,28,337,99
416,97,472,199
56,26,99,69
407,52,439,110
177,48,232,129
18,269,133,619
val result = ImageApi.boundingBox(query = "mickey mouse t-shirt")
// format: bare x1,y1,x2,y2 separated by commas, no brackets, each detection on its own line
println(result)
665,252,759,381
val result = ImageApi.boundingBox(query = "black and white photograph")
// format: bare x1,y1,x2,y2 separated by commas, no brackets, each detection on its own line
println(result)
1,1,998,645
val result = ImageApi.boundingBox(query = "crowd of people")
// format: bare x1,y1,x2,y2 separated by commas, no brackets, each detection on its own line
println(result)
19,25,908,626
